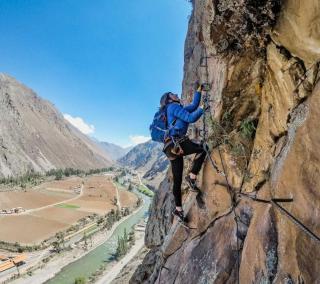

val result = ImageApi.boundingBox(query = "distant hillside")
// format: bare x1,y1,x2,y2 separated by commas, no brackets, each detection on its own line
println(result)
99,141,131,161
0,73,112,177
118,140,168,190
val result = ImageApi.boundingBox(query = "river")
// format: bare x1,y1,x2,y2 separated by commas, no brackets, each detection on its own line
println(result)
45,192,150,284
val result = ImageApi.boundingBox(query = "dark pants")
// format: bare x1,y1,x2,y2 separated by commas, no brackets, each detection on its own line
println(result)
164,138,207,207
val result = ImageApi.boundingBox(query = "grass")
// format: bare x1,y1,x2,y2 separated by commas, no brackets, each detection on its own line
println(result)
55,203,80,209
137,185,154,197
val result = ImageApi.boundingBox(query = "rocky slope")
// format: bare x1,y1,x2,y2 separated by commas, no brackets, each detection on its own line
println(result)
99,141,131,161
131,0,320,283
0,74,112,177
118,140,168,190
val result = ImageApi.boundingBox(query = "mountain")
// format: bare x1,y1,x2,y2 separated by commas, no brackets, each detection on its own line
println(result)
99,141,131,161
0,73,112,177
118,140,169,190
132,1,320,283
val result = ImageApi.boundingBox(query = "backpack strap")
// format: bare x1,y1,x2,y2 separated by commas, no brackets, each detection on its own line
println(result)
165,104,177,131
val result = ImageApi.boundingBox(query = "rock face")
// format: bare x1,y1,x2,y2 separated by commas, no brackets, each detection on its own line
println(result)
119,140,169,190
131,1,320,283
0,74,112,177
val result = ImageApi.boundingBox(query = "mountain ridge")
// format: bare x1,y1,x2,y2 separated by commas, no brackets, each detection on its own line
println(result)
0,73,112,177
99,141,131,161
118,140,168,190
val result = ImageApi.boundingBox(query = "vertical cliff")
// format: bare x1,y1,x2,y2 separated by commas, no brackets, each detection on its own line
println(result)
131,0,320,283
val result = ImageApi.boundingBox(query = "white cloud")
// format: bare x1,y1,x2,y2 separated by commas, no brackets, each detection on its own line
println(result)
64,114,95,135
129,135,150,145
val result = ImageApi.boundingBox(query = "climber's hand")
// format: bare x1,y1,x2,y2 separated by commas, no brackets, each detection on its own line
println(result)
194,81,202,92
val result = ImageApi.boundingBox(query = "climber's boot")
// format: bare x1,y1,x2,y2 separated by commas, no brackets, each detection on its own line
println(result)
185,175,200,193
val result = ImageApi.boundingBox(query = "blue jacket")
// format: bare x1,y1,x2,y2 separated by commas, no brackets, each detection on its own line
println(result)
167,91,203,137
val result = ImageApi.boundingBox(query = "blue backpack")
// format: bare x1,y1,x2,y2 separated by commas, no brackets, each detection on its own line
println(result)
149,106,175,143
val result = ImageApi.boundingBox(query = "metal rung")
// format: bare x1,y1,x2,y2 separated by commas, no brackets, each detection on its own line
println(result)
200,56,209,67
202,83,211,92
272,198,293,203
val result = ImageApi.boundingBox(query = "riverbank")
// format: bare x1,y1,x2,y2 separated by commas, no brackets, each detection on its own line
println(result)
95,225,146,284
8,201,144,284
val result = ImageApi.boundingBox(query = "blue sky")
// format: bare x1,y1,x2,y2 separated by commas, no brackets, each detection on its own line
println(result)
0,0,191,147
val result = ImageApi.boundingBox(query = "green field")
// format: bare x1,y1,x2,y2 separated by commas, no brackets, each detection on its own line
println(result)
137,185,154,197
55,203,80,209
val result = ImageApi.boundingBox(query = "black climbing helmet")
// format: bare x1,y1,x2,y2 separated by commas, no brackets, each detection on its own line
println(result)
160,92,179,109
160,92,173,108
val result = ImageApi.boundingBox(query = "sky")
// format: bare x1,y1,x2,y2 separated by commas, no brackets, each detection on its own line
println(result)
0,0,191,147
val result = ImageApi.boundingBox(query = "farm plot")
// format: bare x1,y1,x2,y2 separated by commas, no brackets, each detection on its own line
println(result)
39,177,83,192
70,176,118,214
0,215,68,244
119,190,139,208
0,176,138,245
0,190,75,211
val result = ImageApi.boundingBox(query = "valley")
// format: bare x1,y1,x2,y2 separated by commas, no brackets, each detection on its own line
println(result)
0,171,140,283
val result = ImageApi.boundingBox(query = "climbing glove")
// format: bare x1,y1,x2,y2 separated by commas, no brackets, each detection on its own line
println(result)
194,81,202,92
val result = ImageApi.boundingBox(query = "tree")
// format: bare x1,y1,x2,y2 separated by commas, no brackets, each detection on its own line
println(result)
55,170,63,180
51,232,65,253
74,276,86,284
124,228,128,242
97,217,104,226
52,241,61,253
129,230,135,245
83,232,88,250
136,197,142,207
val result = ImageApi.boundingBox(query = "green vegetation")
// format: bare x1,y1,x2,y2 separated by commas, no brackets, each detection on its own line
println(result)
98,209,121,230
0,167,115,188
240,118,256,139
0,170,43,187
86,226,135,283
207,116,253,172
74,276,86,284
55,203,80,209
47,167,114,181
137,184,154,197
136,197,143,207
115,228,135,259
52,232,65,253
87,265,107,283
0,240,42,253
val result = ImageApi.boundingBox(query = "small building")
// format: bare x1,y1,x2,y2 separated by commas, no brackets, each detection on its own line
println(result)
0,254,27,272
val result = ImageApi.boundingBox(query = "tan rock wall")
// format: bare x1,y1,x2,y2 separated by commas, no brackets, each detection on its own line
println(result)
131,0,320,283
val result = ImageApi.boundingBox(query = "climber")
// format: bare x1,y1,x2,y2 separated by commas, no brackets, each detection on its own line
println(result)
161,83,207,223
